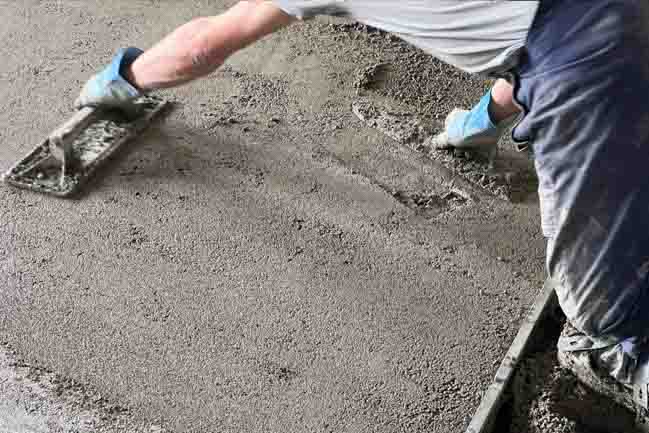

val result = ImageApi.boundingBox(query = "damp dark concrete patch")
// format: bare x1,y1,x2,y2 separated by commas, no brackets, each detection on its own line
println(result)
508,350,640,433
468,282,646,433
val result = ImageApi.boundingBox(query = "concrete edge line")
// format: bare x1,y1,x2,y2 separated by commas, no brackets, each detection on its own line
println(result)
465,279,557,433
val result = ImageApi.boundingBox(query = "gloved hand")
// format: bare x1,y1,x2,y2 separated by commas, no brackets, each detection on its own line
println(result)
432,89,517,161
74,47,145,110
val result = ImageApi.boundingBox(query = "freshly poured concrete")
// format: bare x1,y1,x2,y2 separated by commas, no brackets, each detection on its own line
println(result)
0,2,546,432
0,344,163,433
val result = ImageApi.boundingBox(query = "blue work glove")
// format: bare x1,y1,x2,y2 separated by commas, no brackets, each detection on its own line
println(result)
74,47,145,110
433,89,517,161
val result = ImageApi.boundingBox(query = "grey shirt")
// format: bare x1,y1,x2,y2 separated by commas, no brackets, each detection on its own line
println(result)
272,1,540,75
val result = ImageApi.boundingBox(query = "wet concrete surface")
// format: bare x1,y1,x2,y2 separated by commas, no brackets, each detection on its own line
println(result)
0,343,163,433
503,314,641,433
0,2,546,432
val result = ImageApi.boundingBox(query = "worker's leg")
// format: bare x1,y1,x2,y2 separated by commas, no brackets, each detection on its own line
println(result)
432,78,521,159
514,0,649,408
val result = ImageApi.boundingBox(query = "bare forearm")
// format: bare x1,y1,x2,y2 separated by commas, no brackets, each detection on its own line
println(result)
126,1,294,91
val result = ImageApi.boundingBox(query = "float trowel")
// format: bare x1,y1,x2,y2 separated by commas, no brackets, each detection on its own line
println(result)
2,96,169,197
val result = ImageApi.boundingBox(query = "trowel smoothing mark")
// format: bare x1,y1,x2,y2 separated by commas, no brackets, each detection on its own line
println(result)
0,344,165,433
351,99,493,202
351,98,532,202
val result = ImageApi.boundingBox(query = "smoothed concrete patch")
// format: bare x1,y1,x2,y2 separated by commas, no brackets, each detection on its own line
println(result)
0,344,163,433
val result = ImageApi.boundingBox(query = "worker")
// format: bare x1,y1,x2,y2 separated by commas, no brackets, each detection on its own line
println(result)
76,0,649,413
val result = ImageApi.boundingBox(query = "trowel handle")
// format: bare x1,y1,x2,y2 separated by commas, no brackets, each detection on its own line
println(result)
49,106,97,147
49,106,98,172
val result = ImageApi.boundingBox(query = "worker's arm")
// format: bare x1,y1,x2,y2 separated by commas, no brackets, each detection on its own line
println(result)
127,1,294,90
75,1,295,108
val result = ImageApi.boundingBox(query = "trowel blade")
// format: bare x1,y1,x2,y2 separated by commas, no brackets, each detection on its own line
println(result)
2,96,169,198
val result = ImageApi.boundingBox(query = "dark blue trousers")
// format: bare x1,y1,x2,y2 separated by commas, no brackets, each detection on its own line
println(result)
512,0,649,349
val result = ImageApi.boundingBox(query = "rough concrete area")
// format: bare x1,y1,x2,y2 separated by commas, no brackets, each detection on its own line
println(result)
1,2,546,432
